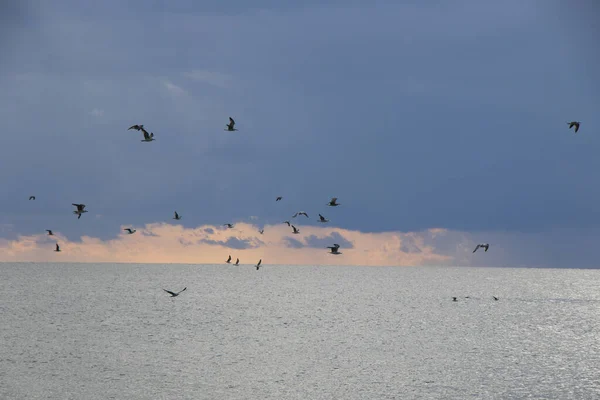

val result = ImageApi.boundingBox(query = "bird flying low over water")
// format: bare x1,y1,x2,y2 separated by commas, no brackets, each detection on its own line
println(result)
291,225,300,234
283,221,291,226
173,211,182,220
276,197,282,201
141,127,155,142
226,255,232,263
493,296,499,301
124,228,136,234
54,243,61,252
567,121,580,133
292,212,309,218
235,258,239,266
255,259,262,270
327,197,340,206
29,196,35,200
163,287,187,297
473,243,489,253
318,214,329,223
72,203,87,219
224,223,234,228
46,230,53,236
327,243,342,254
452,297,457,302
128,124,144,131
225,117,237,131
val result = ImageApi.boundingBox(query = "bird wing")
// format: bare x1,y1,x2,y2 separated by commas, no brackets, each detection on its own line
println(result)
284,221,290,226
473,245,480,253
56,244,59,250
333,244,340,248
177,287,187,295
143,130,150,140
575,123,580,132
128,125,139,130
257,259,261,266
229,117,235,125
163,289,176,296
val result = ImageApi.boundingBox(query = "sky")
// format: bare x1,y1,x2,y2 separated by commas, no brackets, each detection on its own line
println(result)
1,0,599,267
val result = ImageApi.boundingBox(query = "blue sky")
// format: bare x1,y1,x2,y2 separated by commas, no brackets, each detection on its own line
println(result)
1,0,599,267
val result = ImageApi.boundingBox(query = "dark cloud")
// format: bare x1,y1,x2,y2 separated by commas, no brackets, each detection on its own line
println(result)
199,237,261,249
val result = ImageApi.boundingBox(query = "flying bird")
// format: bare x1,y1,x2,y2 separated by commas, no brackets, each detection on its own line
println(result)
255,259,262,270
54,243,61,252
72,203,87,219
128,124,144,131
226,255,232,263
283,221,291,226
225,117,237,131
173,211,182,220
46,230,53,236
224,223,234,228
141,128,155,142
235,258,240,266
318,214,329,223
327,197,340,207
163,287,187,297
493,296,499,301
452,297,457,302
291,225,300,234
124,228,136,234
292,212,309,218
276,197,282,201
567,121,580,133
29,196,35,200
327,243,342,255
473,243,489,253
259,229,264,234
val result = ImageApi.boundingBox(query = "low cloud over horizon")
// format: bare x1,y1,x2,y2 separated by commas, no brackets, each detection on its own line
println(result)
1,221,599,269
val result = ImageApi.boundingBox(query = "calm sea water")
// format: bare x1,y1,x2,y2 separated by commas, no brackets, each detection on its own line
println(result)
1,263,599,399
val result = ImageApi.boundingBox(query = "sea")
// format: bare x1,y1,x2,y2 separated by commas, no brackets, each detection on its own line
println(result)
1,263,599,400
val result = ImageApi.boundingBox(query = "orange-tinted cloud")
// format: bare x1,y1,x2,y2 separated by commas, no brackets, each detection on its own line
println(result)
0,222,458,266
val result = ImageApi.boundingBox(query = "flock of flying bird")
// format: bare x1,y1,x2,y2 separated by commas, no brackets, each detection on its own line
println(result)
28,117,584,297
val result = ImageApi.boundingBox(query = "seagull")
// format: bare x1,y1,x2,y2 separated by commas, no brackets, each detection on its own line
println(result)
327,243,342,254
452,297,457,302
327,197,340,207
567,121,580,133
54,243,61,252
259,229,264,234
235,258,240,266
291,225,300,234
173,211,182,220
46,230,53,236
226,255,231,263
163,287,187,297
473,243,489,253
224,223,234,229
29,196,35,200
292,212,309,218
283,221,291,226
225,117,237,131
255,259,262,270
128,124,144,131
141,127,155,142
72,203,87,219
124,228,136,234
493,296,499,301
276,196,282,201
318,214,329,223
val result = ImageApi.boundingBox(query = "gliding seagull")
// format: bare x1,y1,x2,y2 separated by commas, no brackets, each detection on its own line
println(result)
235,258,240,266
292,212,309,218
226,255,232,263
224,223,234,229
318,214,329,223
29,196,35,200
124,228,136,234
173,211,182,220
255,259,262,270
46,230,54,236
140,127,155,142
163,287,187,297
54,243,61,252
128,124,144,131
473,243,489,253
276,197,282,201
291,225,300,234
